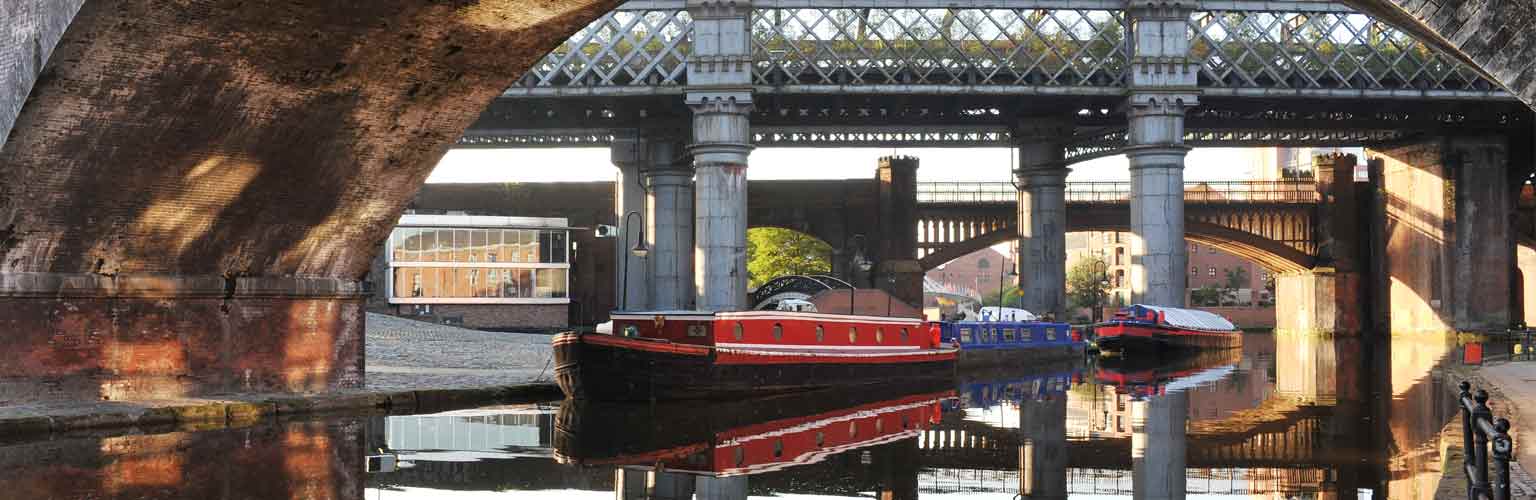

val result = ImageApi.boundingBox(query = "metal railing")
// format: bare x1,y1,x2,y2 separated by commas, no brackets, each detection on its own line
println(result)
1457,381,1515,500
916,180,1320,204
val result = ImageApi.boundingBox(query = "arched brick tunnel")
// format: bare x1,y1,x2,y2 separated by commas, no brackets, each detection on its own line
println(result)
2,0,1534,402
0,0,618,400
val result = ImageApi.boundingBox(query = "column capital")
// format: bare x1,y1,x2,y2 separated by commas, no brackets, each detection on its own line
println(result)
610,130,647,167
1124,0,1197,20
686,91,754,114
1124,92,1198,116
686,0,752,19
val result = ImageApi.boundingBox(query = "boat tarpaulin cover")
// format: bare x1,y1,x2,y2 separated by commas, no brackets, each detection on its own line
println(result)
1127,304,1237,332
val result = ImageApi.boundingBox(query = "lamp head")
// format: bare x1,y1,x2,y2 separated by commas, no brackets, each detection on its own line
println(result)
631,239,650,259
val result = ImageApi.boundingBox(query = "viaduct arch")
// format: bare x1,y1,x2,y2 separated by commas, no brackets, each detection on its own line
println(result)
916,220,1315,275
2,0,1532,401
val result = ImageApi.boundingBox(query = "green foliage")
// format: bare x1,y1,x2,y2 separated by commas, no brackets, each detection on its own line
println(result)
981,286,1025,308
1066,257,1111,311
1191,285,1222,307
1222,267,1250,291
746,228,833,289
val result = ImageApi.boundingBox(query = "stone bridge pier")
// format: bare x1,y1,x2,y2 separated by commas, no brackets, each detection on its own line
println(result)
1014,120,1071,321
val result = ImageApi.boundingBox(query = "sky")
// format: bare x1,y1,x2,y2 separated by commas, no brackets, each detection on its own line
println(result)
425,147,1303,184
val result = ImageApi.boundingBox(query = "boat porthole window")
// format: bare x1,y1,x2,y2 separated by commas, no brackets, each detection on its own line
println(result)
816,325,824,342
875,419,884,433
734,322,744,341
622,325,639,337
772,323,782,341
816,431,825,447
773,440,783,458
734,447,745,466
900,328,909,342
849,327,858,343
848,421,858,437
875,328,884,344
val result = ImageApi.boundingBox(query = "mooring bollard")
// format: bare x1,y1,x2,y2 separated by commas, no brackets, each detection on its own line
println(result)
1459,381,1514,500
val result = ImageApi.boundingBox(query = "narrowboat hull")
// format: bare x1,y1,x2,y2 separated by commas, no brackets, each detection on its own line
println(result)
1094,323,1242,353
554,332,958,401
956,344,1084,368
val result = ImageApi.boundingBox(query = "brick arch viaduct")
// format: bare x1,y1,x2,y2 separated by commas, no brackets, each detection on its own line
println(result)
1,0,1532,402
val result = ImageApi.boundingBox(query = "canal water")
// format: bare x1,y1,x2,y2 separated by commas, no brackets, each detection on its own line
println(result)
1,332,1472,499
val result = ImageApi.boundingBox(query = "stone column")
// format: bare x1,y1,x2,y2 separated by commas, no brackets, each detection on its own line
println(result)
612,132,650,311
645,139,695,310
1276,154,1367,336
686,0,753,311
1015,120,1071,321
1131,391,1188,500
876,156,924,309
1450,137,1514,331
1124,1,1198,307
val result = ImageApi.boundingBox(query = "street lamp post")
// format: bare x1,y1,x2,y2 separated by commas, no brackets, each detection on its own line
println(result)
850,234,871,315
619,210,649,311
1091,259,1108,323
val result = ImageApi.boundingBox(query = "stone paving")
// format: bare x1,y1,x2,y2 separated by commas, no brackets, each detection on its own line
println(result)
1477,360,1536,493
364,313,556,391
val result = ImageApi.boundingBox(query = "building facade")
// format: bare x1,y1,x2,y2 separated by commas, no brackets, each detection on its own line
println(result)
1066,231,1272,308
377,214,574,330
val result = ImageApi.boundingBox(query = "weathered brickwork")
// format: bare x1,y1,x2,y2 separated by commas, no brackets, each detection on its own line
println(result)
0,0,618,402
1356,0,1536,108
0,275,364,402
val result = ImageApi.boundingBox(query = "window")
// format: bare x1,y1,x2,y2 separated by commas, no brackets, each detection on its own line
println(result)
1191,266,1198,275
959,327,973,343
875,328,884,344
848,327,858,343
1045,327,1057,341
1208,267,1216,276
900,328,909,343
387,225,571,303
1002,328,1016,342
1114,247,1124,265
816,325,825,342
736,322,746,341
770,323,781,341
1209,246,1217,254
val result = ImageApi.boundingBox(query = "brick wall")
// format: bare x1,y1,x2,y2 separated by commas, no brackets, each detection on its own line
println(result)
393,303,567,331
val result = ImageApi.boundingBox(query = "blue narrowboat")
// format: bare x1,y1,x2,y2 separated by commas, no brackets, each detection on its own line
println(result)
937,320,1086,366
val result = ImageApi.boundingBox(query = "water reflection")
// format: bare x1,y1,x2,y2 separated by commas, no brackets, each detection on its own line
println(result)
0,332,1472,499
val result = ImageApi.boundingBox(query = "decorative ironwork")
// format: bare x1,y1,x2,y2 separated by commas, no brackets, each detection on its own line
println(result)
751,8,1126,87
754,126,1012,147
748,274,854,310
1457,381,1514,500
1189,11,1495,92
456,130,616,148
512,9,691,89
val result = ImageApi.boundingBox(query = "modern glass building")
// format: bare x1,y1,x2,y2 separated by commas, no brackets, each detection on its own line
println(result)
383,214,573,329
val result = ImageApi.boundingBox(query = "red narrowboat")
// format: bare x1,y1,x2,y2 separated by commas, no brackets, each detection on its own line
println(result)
1094,304,1242,353
553,311,958,401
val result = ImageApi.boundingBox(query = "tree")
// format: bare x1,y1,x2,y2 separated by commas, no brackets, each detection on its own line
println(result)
1222,266,1251,305
981,286,1025,308
1222,266,1250,290
1066,257,1111,311
746,228,833,289
1191,285,1222,306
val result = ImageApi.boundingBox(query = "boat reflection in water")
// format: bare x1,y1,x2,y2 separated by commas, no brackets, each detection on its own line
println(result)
555,381,955,499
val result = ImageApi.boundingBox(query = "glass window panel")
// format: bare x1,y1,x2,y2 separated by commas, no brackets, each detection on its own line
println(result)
467,268,480,297
391,230,405,261
471,230,488,262
485,269,500,298
536,268,568,298
453,229,471,262
515,230,532,262
516,269,533,298
548,231,568,263
499,268,516,297
500,230,517,263
538,231,553,263
435,229,454,262
402,228,422,262
485,231,501,263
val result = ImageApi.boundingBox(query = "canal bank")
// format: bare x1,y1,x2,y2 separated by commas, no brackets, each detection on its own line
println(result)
0,314,560,437
1434,358,1536,498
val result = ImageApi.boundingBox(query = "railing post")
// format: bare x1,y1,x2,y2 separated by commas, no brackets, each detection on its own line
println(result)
1461,381,1477,499
1473,390,1493,497
1492,417,1512,500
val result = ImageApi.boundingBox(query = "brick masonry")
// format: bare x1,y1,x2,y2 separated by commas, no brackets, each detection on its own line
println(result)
0,0,619,402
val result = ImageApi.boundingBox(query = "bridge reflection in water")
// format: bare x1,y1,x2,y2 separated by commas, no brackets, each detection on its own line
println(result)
0,332,1463,499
